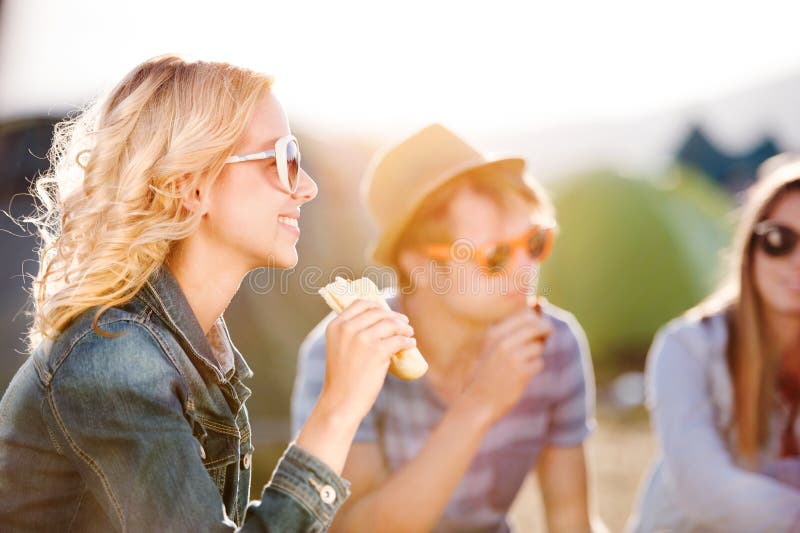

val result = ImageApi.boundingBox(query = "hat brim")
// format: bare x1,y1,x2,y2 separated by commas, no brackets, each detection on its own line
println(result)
367,157,527,266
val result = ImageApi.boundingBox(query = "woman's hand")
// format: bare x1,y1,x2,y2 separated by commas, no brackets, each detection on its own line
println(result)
318,299,416,421
296,299,415,474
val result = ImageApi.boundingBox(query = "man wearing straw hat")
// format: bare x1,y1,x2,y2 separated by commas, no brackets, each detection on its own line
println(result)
292,125,601,532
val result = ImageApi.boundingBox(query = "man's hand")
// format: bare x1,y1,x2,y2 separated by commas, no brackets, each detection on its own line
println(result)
460,306,553,424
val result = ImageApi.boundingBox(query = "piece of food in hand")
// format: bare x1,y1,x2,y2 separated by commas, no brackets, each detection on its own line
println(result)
527,295,552,342
527,293,545,314
319,277,429,380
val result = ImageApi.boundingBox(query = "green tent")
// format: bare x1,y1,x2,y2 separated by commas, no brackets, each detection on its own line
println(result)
539,167,734,382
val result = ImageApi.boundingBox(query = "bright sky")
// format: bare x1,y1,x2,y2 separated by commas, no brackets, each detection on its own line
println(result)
2,0,800,136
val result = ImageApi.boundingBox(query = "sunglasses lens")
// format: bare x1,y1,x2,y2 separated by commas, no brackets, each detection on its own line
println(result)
485,244,511,272
528,229,548,259
285,139,300,192
759,226,798,257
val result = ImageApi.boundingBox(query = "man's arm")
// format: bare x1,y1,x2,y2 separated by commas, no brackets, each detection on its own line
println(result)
329,309,553,533
536,444,595,533
330,396,494,533
536,311,607,532
294,307,552,533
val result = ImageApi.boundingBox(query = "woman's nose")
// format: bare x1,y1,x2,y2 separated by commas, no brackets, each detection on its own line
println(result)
293,168,318,204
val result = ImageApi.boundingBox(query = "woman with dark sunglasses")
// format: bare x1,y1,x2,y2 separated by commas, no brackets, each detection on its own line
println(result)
0,55,415,531
292,125,604,532
627,154,800,532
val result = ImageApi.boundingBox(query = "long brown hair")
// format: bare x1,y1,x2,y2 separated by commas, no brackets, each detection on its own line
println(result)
693,153,800,465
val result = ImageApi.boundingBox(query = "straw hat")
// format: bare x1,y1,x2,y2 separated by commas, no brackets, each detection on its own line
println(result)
362,124,534,265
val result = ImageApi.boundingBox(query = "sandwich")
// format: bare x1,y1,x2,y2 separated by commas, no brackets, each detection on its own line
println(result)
319,277,428,380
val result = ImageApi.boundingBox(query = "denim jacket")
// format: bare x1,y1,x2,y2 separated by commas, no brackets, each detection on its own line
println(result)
0,265,350,532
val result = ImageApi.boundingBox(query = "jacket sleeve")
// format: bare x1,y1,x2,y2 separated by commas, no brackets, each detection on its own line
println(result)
46,321,349,532
646,321,800,532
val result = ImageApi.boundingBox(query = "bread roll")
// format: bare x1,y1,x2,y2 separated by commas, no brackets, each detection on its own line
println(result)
319,277,428,380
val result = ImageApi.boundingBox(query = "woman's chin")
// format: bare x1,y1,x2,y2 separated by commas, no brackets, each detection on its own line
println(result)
256,246,298,270
763,294,800,317
272,249,299,269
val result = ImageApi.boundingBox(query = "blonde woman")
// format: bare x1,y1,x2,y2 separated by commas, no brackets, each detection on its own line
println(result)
0,56,415,531
628,155,800,532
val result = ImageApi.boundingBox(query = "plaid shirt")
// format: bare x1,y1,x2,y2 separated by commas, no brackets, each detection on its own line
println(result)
291,297,595,532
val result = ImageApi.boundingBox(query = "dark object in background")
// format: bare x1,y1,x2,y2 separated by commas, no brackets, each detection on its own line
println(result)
0,117,60,386
0,117,59,198
675,125,780,193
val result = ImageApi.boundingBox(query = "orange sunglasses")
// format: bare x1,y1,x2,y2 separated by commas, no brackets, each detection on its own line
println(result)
421,223,557,272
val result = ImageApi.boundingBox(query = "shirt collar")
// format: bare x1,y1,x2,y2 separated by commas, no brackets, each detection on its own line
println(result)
139,264,252,383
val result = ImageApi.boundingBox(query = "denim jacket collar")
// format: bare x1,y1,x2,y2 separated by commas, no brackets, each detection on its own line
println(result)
139,265,253,384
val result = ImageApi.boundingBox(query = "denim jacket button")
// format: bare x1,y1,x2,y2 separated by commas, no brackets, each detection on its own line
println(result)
241,452,252,470
319,484,336,505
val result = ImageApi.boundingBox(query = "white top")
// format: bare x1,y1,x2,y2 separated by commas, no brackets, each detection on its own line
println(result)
627,312,800,533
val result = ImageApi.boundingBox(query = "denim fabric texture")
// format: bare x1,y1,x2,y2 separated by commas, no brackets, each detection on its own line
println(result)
0,265,350,532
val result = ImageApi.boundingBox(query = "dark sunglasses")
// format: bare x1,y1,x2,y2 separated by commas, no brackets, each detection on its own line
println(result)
422,224,557,273
224,134,301,193
754,221,799,257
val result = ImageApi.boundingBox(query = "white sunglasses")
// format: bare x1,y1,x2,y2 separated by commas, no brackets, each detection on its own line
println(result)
224,134,301,193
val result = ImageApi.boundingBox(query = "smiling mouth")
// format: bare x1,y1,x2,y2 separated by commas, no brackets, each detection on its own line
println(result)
278,215,299,229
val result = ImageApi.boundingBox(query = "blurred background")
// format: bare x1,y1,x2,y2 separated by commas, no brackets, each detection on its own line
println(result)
2,1,800,529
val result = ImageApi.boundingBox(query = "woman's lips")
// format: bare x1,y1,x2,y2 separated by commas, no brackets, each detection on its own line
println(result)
277,215,300,235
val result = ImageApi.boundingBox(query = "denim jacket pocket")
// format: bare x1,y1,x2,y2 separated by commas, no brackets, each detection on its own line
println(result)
186,413,238,486
197,423,238,467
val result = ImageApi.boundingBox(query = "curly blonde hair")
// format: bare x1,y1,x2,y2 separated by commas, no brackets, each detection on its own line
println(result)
25,55,273,350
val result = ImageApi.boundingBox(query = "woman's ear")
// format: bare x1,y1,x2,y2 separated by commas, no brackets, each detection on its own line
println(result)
179,174,208,215
182,188,203,214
